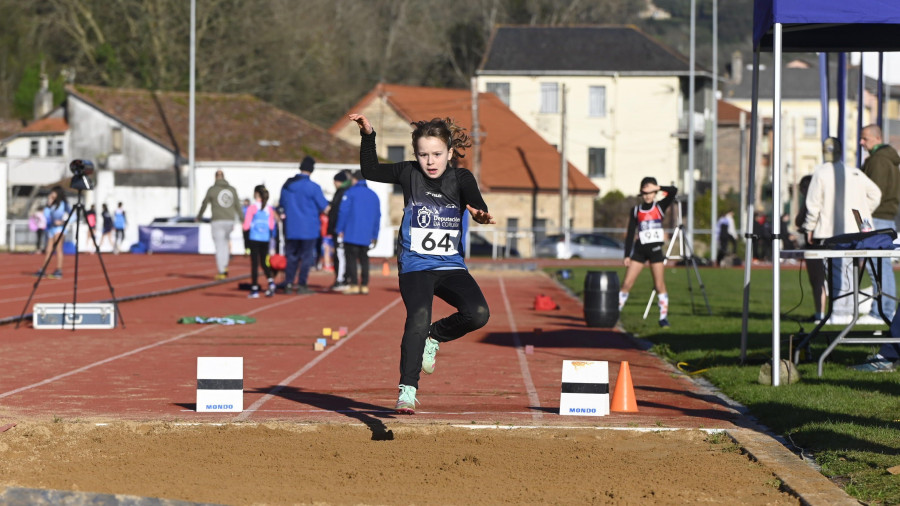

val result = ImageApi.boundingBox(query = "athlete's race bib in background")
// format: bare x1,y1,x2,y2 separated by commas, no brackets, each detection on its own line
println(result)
638,223,664,244
410,205,461,255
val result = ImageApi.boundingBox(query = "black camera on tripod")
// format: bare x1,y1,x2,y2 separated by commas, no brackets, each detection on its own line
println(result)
69,159,95,191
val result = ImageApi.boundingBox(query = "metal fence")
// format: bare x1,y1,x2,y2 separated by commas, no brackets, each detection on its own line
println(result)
5,219,713,259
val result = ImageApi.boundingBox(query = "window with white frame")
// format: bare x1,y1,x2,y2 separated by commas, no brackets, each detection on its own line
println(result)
803,117,816,137
486,82,510,106
51,138,64,157
588,147,606,178
540,83,559,113
588,86,607,117
30,139,40,156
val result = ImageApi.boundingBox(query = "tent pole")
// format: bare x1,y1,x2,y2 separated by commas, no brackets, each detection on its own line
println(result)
838,53,847,163
878,53,885,130
820,53,830,142
857,56,865,167
710,0,719,264
771,23,783,387
740,48,761,364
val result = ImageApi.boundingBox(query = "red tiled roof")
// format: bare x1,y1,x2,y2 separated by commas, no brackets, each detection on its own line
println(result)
718,100,749,125
22,117,68,134
331,83,599,194
0,118,24,140
68,85,358,163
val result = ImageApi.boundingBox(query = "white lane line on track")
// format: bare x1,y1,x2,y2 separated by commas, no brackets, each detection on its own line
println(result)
498,276,542,421
0,294,304,400
149,420,726,434
235,296,403,421
0,259,214,302
0,257,211,288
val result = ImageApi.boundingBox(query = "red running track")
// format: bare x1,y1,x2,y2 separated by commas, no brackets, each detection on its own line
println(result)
0,252,741,428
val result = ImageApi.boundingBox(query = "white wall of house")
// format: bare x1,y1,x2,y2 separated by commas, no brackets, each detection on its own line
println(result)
478,74,683,196
67,97,177,170
76,182,190,253
3,134,69,185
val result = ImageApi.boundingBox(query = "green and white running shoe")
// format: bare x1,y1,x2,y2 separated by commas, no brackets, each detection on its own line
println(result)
395,384,418,414
421,336,440,375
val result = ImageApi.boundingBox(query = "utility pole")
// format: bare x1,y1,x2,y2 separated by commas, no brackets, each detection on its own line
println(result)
467,77,481,260
738,111,747,240
687,0,697,253
188,0,196,216
470,77,481,188
560,83,569,247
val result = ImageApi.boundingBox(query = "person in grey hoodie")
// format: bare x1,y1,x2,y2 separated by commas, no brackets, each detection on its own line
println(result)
197,170,244,279
855,125,900,372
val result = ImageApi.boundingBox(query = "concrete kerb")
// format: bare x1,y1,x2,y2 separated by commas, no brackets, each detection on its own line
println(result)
0,486,222,506
545,271,859,506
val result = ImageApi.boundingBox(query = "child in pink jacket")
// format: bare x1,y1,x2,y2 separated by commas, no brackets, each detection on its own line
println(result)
243,185,277,297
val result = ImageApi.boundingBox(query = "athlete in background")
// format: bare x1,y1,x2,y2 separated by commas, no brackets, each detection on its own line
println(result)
619,177,678,327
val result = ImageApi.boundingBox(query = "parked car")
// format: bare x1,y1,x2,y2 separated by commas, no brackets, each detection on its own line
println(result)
535,233,625,259
466,232,520,258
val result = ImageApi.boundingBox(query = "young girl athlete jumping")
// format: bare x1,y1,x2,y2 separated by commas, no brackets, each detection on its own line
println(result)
619,177,678,327
349,113,495,414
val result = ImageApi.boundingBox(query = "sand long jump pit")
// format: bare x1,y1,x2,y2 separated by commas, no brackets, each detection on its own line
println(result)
0,421,799,505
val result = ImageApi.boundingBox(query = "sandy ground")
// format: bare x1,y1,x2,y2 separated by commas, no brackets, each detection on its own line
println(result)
0,421,799,505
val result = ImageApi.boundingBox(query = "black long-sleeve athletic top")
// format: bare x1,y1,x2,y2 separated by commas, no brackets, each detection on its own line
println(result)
359,130,488,272
623,186,678,257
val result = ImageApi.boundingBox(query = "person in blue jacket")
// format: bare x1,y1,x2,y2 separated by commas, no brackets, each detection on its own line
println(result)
336,170,381,295
349,113,495,415
279,156,330,294
35,186,70,278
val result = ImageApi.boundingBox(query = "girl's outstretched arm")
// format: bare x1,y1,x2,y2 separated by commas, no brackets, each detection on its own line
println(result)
349,113,401,185
466,205,496,225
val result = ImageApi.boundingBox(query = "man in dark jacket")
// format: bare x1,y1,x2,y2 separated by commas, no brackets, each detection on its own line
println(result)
327,170,352,291
279,156,329,294
336,170,381,295
855,124,900,371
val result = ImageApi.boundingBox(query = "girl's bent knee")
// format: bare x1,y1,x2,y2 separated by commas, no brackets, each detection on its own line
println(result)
470,305,490,330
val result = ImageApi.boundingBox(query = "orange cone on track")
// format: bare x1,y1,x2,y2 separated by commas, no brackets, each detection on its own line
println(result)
382,261,390,276
610,361,638,412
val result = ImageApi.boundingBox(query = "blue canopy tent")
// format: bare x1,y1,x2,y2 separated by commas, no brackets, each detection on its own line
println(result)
746,0,900,385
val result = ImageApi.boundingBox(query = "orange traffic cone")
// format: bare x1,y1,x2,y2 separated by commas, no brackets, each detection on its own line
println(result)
610,361,638,412
382,261,390,276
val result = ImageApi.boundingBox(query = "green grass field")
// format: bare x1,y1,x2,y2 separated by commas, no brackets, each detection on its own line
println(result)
551,264,900,505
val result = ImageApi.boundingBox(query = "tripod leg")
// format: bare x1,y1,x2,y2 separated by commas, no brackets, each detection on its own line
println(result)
16,211,76,328
642,227,681,320
71,205,82,331
85,217,126,327
684,254,696,314
682,233,712,316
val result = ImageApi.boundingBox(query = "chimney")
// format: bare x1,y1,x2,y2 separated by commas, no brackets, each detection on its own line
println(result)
33,74,53,120
731,50,743,85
